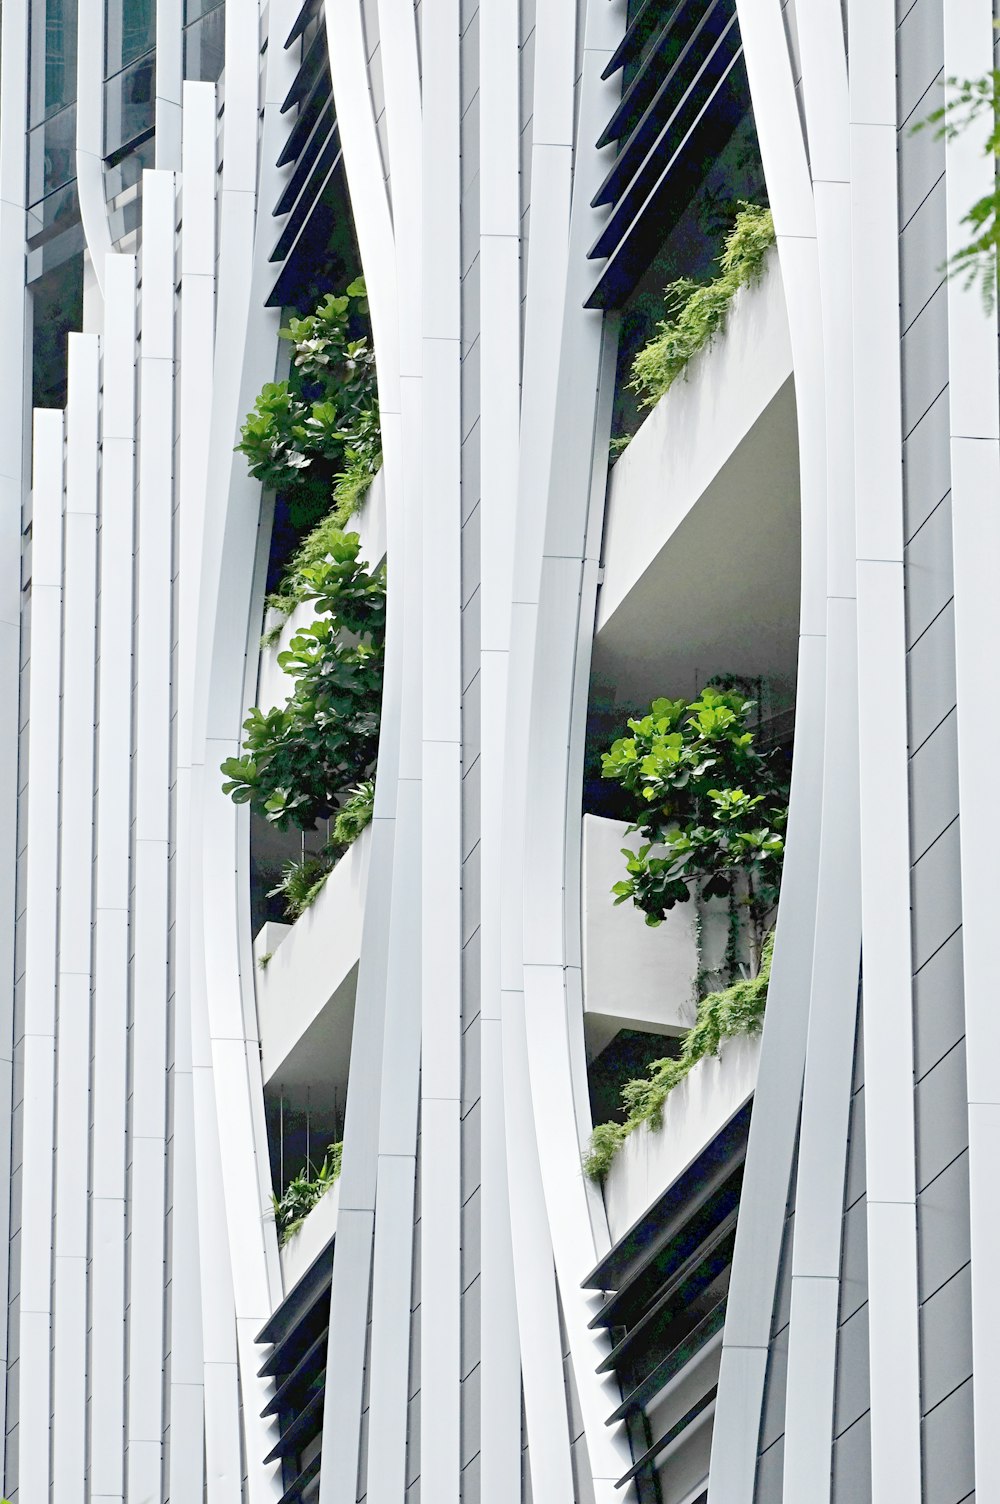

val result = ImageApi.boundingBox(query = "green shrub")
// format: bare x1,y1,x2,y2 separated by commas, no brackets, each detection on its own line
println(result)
238,279,381,534
584,933,773,1181
601,687,788,950
266,780,376,922
630,203,775,407
221,531,385,833
273,1141,343,1244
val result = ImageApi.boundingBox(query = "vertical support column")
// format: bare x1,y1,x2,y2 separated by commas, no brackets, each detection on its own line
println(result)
711,4,827,1500
849,6,922,1499
943,4,1000,1498
90,254,137,1504
168,80,217,1504
16,408,64,1504
419,2,464,1500
52,333,100,1502
0,0,29,1481
76,0,114,302
320,10,403,1502
478,0,525,1498
156,0,185,169
126,170,176,1502
782,4,861,1496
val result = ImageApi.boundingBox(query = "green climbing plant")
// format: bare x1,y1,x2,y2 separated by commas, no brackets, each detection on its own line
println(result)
238,278,381,538
629,202,775,408
584,933,774,1181
273,1141,344,1244
221,532,385,834
601,687,788,968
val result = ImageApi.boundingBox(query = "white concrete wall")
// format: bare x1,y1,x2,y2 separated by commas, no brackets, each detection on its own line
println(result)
598,252,793,638
256,824,371,1089
582,814,698,1051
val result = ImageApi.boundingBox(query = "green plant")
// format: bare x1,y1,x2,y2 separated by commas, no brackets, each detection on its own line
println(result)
630,203,775,407
331,777,375,845
273,1141,344,1244
258,951,273,971
584,933,774,1180
221,530,385,832
238,279,381,533
265,780,375,922
602,688,787,964
918,62,1000,309
268,853,333,920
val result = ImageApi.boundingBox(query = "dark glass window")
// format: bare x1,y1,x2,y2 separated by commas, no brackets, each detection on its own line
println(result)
27,102,77,206
105,51,156,159
184,0,224,20
31,254,84,410
106,0,156,75
26,178,81,247
184,5,225,83
29,0,79,124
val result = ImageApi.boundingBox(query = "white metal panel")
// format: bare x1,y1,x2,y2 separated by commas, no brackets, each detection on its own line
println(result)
943,7,1000,1497
319,7,410,1500
154,0,183,168
75,0,114,298
0,6,28,1469
18,409,64,1504
52,332,99,1504
849,5,921,1493
708,6,828,1497
90,254,136,1502
51,328,100,1501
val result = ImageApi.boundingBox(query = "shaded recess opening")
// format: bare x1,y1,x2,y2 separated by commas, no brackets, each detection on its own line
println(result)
31,254,83,409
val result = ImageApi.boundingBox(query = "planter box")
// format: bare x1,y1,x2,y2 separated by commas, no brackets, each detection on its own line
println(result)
278,1177,340,1295
602,1031,761,1241
255,824,371,1102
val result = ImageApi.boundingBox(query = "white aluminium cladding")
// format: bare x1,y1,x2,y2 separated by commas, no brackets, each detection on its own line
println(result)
3,0,993,1502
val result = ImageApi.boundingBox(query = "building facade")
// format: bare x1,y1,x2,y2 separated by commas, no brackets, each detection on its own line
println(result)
0,0,992,1501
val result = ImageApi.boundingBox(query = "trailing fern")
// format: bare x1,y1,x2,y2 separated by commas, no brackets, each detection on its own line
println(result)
583,933,773,1182
630,203,775,408
265,780,375,922
273,1141,344,1244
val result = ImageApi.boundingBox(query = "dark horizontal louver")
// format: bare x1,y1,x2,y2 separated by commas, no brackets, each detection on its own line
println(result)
585,0,750,309
584,1103,751,1496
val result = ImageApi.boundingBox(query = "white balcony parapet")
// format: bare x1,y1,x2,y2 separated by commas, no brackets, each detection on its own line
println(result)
601,1032,761,1243
593,253,798,714
598,253,792,636
583,813,696,1053
278,1177,340,1295
255,823,371,1093
582,813,737,1056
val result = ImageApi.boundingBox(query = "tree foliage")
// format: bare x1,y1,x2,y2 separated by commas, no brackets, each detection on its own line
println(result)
237,279,381,532
221,532,385,832
601,687,788,933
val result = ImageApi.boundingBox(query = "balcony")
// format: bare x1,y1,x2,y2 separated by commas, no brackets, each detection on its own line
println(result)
594,249,797,714
253,820,370,1108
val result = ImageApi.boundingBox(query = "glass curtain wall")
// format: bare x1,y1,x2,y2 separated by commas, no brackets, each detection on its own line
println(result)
28,0,79,206
184,0,225,84
105,0,156,159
